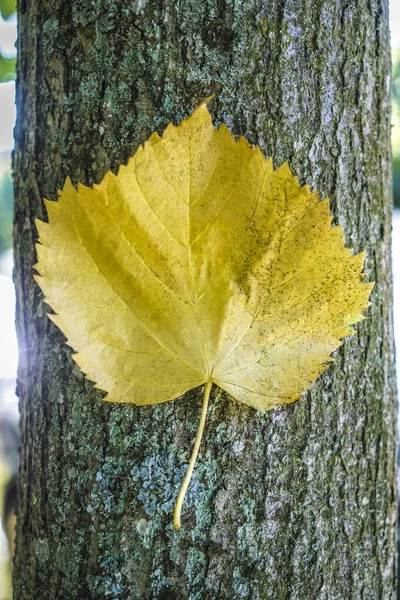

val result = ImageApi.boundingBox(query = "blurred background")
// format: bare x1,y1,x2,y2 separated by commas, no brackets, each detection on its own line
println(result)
0,2,399,599
0,1,17,598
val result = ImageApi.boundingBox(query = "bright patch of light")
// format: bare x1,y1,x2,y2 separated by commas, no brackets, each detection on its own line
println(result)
0,251,17,379
391,0,400,49
393,211,400,392
0,82,15,152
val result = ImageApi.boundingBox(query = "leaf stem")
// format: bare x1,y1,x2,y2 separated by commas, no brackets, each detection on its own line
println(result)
173,380,212,530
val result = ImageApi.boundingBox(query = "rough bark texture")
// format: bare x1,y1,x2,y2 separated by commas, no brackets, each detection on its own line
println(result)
12,1,396,599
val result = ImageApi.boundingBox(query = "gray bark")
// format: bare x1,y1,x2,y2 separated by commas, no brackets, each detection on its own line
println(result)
12,1,396,599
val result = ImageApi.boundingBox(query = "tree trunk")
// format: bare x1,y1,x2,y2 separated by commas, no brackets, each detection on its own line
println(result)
12,1,396,599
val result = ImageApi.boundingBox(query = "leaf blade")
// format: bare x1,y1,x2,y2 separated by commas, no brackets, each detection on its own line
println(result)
35,102,372,409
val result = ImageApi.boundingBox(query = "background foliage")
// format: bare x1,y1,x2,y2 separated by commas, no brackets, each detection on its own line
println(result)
0,0,15,255
0,0,15,83
0,0,15,21
0,164,12,254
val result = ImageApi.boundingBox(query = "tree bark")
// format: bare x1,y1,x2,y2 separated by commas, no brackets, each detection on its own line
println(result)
12,1,396,599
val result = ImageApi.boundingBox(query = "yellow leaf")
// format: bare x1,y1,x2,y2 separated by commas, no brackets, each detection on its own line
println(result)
34,101,373,528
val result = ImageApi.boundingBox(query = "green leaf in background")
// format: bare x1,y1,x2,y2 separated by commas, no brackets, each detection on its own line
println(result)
0,0,16,20
0,55,15,82
0,0,16,81
0,166,13,254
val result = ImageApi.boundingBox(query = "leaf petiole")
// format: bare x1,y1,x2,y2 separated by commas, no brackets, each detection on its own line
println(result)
173,379,212,530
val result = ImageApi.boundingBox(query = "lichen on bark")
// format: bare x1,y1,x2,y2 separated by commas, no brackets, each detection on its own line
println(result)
13,1,396,599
